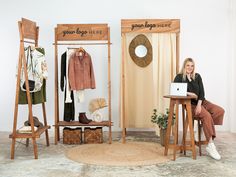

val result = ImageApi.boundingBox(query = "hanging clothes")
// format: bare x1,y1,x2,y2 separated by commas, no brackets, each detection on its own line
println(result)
18,47,48,104
68,49,96,90
19,79,46,104
75,90,84,102
20,46,48,92
65,50,73,103
61,51,75,122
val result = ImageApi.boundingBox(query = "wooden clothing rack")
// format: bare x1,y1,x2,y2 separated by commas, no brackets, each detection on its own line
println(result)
54,24,112,144
121,19,180,143
10,18,50,159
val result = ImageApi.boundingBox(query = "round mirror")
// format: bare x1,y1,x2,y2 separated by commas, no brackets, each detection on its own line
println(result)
129,34,153,67
135,45,147,58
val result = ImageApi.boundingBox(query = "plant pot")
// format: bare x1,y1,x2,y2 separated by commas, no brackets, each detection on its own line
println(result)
155,124,160,136
160,128,167,146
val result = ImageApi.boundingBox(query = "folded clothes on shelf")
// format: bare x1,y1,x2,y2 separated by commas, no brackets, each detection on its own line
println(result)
18,126,38,133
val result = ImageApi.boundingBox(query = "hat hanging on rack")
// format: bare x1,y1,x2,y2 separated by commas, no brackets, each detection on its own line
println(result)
89,98,107,113
89,98,107,122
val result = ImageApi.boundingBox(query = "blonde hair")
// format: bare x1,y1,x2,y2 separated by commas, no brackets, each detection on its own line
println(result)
180,58,196,81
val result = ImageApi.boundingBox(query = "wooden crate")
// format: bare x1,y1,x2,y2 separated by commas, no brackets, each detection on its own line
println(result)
63,127,82,144
84,127,103,144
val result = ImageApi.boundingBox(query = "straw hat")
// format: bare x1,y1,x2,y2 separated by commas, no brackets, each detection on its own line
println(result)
89,98,107,113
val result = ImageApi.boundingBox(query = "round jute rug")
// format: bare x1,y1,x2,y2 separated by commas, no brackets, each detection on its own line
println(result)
65,142,170,166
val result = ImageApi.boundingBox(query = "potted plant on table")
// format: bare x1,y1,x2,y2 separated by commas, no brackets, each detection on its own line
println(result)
151,108,175,146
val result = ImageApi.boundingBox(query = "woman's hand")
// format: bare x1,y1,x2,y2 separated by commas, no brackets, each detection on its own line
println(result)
195,100,202,115
187,92,198,99
195,104,202,115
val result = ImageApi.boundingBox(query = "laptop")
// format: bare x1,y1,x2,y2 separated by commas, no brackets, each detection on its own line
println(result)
170,83,187,96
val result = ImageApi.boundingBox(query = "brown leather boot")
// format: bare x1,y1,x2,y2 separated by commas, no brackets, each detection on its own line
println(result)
79,112,92,124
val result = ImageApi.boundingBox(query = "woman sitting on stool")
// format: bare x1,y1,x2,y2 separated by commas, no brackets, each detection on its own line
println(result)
174,58,225,160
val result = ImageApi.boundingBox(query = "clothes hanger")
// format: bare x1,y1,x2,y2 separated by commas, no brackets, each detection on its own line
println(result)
77,47,85,53
29,44,35,50
75,47,85,57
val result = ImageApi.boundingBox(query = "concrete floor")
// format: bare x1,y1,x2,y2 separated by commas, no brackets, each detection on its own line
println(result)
0,131,236,177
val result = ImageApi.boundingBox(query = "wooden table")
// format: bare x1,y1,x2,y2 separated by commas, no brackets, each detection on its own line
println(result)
164,95,196,160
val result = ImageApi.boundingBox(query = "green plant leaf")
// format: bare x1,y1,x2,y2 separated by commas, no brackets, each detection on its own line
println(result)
151,108,176,129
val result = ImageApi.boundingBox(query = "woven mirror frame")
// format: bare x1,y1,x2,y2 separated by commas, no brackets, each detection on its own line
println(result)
129,34,153,67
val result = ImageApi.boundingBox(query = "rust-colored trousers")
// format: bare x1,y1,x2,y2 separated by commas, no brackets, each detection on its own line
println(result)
191,100,224,141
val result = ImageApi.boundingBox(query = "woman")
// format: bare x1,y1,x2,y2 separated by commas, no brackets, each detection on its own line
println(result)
174,58,224,160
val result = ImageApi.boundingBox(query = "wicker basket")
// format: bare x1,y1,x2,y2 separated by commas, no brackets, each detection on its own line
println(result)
84,127,103,144
63,127,82,144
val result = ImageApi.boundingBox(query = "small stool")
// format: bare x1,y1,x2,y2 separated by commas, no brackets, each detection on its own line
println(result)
194,117,208,156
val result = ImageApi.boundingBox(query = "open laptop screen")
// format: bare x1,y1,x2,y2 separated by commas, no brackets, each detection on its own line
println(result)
170,83,187,96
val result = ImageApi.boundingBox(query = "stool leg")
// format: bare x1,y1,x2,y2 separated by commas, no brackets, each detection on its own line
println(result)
186,103,196,160
181,105,186,155
183,114,189,156
198,120,202,156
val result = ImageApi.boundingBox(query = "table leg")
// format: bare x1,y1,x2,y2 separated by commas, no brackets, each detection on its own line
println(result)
164,100,174,156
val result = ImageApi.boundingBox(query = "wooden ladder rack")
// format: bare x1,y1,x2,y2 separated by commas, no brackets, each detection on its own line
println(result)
10,18,50,159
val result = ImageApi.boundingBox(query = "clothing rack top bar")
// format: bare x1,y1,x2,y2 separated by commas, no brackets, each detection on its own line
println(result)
53,42,112,45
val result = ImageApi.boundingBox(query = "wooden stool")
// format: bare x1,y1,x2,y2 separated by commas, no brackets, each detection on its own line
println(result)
194,117,208,156
164,95,196,160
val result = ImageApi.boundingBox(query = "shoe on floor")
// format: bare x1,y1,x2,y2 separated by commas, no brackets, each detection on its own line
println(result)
206,142,221,160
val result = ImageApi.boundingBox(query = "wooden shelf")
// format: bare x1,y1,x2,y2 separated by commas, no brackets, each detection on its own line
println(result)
9,126,50,139
57,121,112,127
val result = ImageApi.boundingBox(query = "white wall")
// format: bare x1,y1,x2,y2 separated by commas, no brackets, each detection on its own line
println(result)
229,0,236,133
0,0,234,132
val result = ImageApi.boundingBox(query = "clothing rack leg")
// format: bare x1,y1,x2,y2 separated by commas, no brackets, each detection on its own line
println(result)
26,113,30,147
55,127,57,145
10,138,16,159
109,125,112,144
11,43,23,159
32,137,38,159
57,127,60,141
26,138,29,147
42,102,49,146
122,128,126,143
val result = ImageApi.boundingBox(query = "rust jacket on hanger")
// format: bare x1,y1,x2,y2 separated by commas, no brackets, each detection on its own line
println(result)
68,51,96,90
